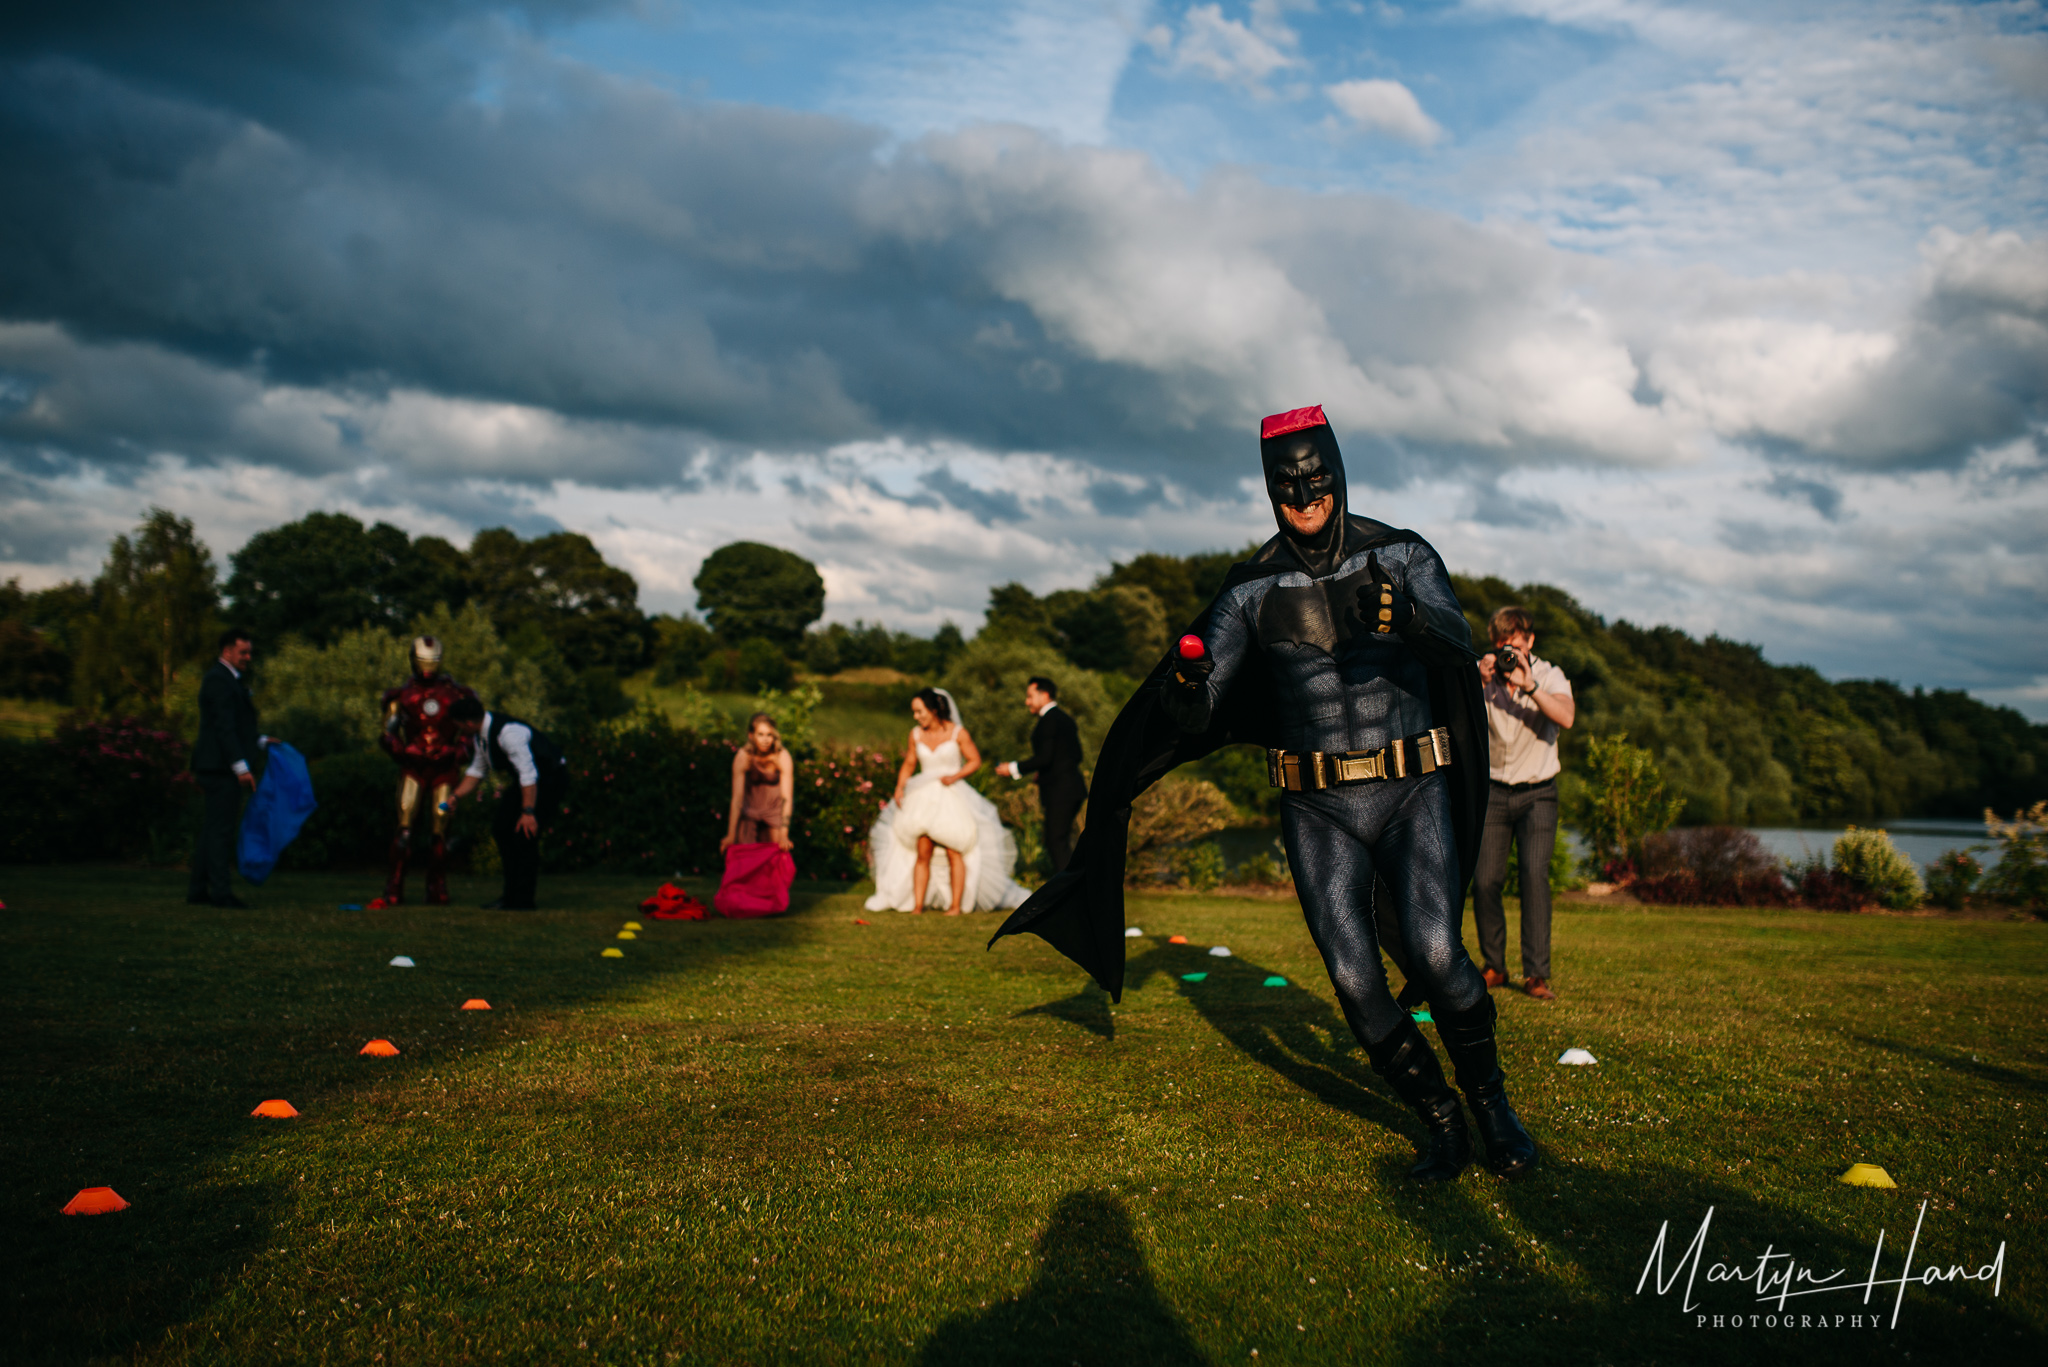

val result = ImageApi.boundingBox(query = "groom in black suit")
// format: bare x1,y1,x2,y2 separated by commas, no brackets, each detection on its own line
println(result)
188,627,269,908
996,676,1088,873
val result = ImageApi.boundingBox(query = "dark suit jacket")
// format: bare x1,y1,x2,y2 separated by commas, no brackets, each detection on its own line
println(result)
191,660,262,777
1016,704,1086,803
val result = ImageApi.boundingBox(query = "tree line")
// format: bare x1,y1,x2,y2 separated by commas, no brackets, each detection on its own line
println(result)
4,510,2041,824
972,553,2048,824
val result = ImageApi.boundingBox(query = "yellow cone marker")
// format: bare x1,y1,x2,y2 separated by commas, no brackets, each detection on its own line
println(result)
617,930,637,940
623,921,643,931
1838,1163,1896,1188
601,947,624,958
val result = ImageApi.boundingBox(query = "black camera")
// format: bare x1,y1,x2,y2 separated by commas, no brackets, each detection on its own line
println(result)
1493,645,1526,678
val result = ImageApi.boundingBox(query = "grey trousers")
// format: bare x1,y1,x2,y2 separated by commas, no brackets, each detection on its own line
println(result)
1473,779,1559,981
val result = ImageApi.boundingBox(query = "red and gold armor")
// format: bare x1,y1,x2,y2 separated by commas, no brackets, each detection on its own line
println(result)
375,635,478,905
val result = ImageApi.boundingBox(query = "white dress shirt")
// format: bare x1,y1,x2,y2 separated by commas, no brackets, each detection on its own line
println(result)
464,712,539,787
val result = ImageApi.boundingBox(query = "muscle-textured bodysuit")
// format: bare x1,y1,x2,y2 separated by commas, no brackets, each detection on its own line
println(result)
1165,538,1488,1044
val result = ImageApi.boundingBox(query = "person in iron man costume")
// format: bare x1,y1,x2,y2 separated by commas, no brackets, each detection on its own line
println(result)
374,635,479,906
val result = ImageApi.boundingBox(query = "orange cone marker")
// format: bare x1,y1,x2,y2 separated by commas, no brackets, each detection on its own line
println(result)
359,1039,400,1057
1168,935,1188,945
461,998,491,1010
251,1099,299,1119
62,1187,129,1215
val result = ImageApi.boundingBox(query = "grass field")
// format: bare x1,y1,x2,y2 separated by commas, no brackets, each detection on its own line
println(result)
2,868,2042,1365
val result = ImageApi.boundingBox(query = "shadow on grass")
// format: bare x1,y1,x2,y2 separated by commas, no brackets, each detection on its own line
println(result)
920,1189,1210,1367
1848,1034,2048,1095
1017,986,1117,1039
0,866,834,1365
1387,1157,2036,1365
1124,939,1407,1132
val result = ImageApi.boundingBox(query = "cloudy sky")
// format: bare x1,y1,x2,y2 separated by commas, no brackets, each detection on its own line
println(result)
1,1,2043,712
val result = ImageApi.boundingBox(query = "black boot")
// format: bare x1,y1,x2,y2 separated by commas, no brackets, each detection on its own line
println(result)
1433,996,1538,1180
1367,1017,1471,1183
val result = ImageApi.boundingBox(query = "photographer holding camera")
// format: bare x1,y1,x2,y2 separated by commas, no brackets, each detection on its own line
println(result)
1474,606,1575,1000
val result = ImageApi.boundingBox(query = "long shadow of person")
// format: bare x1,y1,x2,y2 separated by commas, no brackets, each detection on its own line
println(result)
919,1189,1211,1367
1121,938,1411,1134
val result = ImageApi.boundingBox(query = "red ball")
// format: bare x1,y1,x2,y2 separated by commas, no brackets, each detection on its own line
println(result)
1177,634,1206,660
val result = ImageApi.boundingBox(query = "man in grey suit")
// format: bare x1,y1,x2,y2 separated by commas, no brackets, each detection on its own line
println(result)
188,627,270,908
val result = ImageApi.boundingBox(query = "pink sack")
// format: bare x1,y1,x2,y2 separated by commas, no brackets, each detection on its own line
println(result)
713,842,795,918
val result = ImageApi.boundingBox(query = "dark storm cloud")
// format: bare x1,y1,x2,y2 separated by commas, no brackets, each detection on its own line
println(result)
0,1,2043,498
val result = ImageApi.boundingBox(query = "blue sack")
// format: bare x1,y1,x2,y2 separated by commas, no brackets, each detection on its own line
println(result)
238,741,317,885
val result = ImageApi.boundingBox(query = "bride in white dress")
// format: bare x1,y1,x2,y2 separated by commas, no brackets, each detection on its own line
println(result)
864,687,1031,915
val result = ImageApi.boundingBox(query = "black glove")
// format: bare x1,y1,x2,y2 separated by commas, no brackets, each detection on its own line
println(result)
1359,552,1416,635
1171,648,1214,697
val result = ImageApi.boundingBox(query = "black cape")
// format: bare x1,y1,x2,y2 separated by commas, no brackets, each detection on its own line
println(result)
988,515,1487,1002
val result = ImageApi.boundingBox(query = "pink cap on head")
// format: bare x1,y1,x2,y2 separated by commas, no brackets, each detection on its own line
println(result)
1261,405,1327,440
1177,634,1206,660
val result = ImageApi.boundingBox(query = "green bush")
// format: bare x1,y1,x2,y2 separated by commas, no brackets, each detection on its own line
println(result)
1231,840,1290,886
1165,841,1226,891
1831,826,1925,910
1981,803,2048,915
255,603,553,751
276,751,493,876
1924,848,1983,910
1574,733,1685,876
939,638,1113,775
544,712,899,881
0,717,195,863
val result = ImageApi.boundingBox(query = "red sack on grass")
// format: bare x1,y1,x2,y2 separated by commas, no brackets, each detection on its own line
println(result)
639,882,708,920
713,842,795,918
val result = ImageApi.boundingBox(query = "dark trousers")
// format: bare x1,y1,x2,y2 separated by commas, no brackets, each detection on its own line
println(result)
1280,770,1487,1048
1041,782,1084,874
187,772,245,902
492,775,566,909
1473,779,1559,981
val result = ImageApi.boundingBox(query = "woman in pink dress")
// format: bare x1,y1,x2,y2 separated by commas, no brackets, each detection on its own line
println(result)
715,712,796,916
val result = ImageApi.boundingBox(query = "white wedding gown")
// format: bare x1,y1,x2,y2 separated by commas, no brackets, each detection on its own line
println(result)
865,731,1031,913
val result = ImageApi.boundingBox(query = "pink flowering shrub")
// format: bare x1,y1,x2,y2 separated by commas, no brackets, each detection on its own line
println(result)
0,718,194,862
543,713,902,880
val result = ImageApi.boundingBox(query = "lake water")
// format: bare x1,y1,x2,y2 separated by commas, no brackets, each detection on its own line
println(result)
1214,819,1996,875
1743,819,1993,873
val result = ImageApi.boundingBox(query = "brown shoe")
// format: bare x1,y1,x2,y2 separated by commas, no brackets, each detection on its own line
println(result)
1525,978,1556,1001
1482,967,1508,990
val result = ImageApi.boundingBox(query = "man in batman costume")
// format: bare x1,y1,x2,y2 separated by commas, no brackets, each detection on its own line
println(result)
990,405,1536,1182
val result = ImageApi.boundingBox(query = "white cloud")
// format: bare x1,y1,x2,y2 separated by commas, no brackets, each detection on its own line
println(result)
1146,1,1305,94
1453,1,2048,274
1325,78,1443,145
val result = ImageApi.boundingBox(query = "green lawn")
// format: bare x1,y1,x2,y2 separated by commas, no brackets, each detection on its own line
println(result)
2,869,2042,1365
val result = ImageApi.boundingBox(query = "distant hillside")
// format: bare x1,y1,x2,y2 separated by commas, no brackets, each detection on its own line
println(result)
994,549,2047,824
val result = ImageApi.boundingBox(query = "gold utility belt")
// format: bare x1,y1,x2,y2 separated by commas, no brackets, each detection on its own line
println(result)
1267,727,1453,792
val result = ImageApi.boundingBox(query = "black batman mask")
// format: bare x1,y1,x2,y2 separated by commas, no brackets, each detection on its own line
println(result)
1260,420,1349,577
